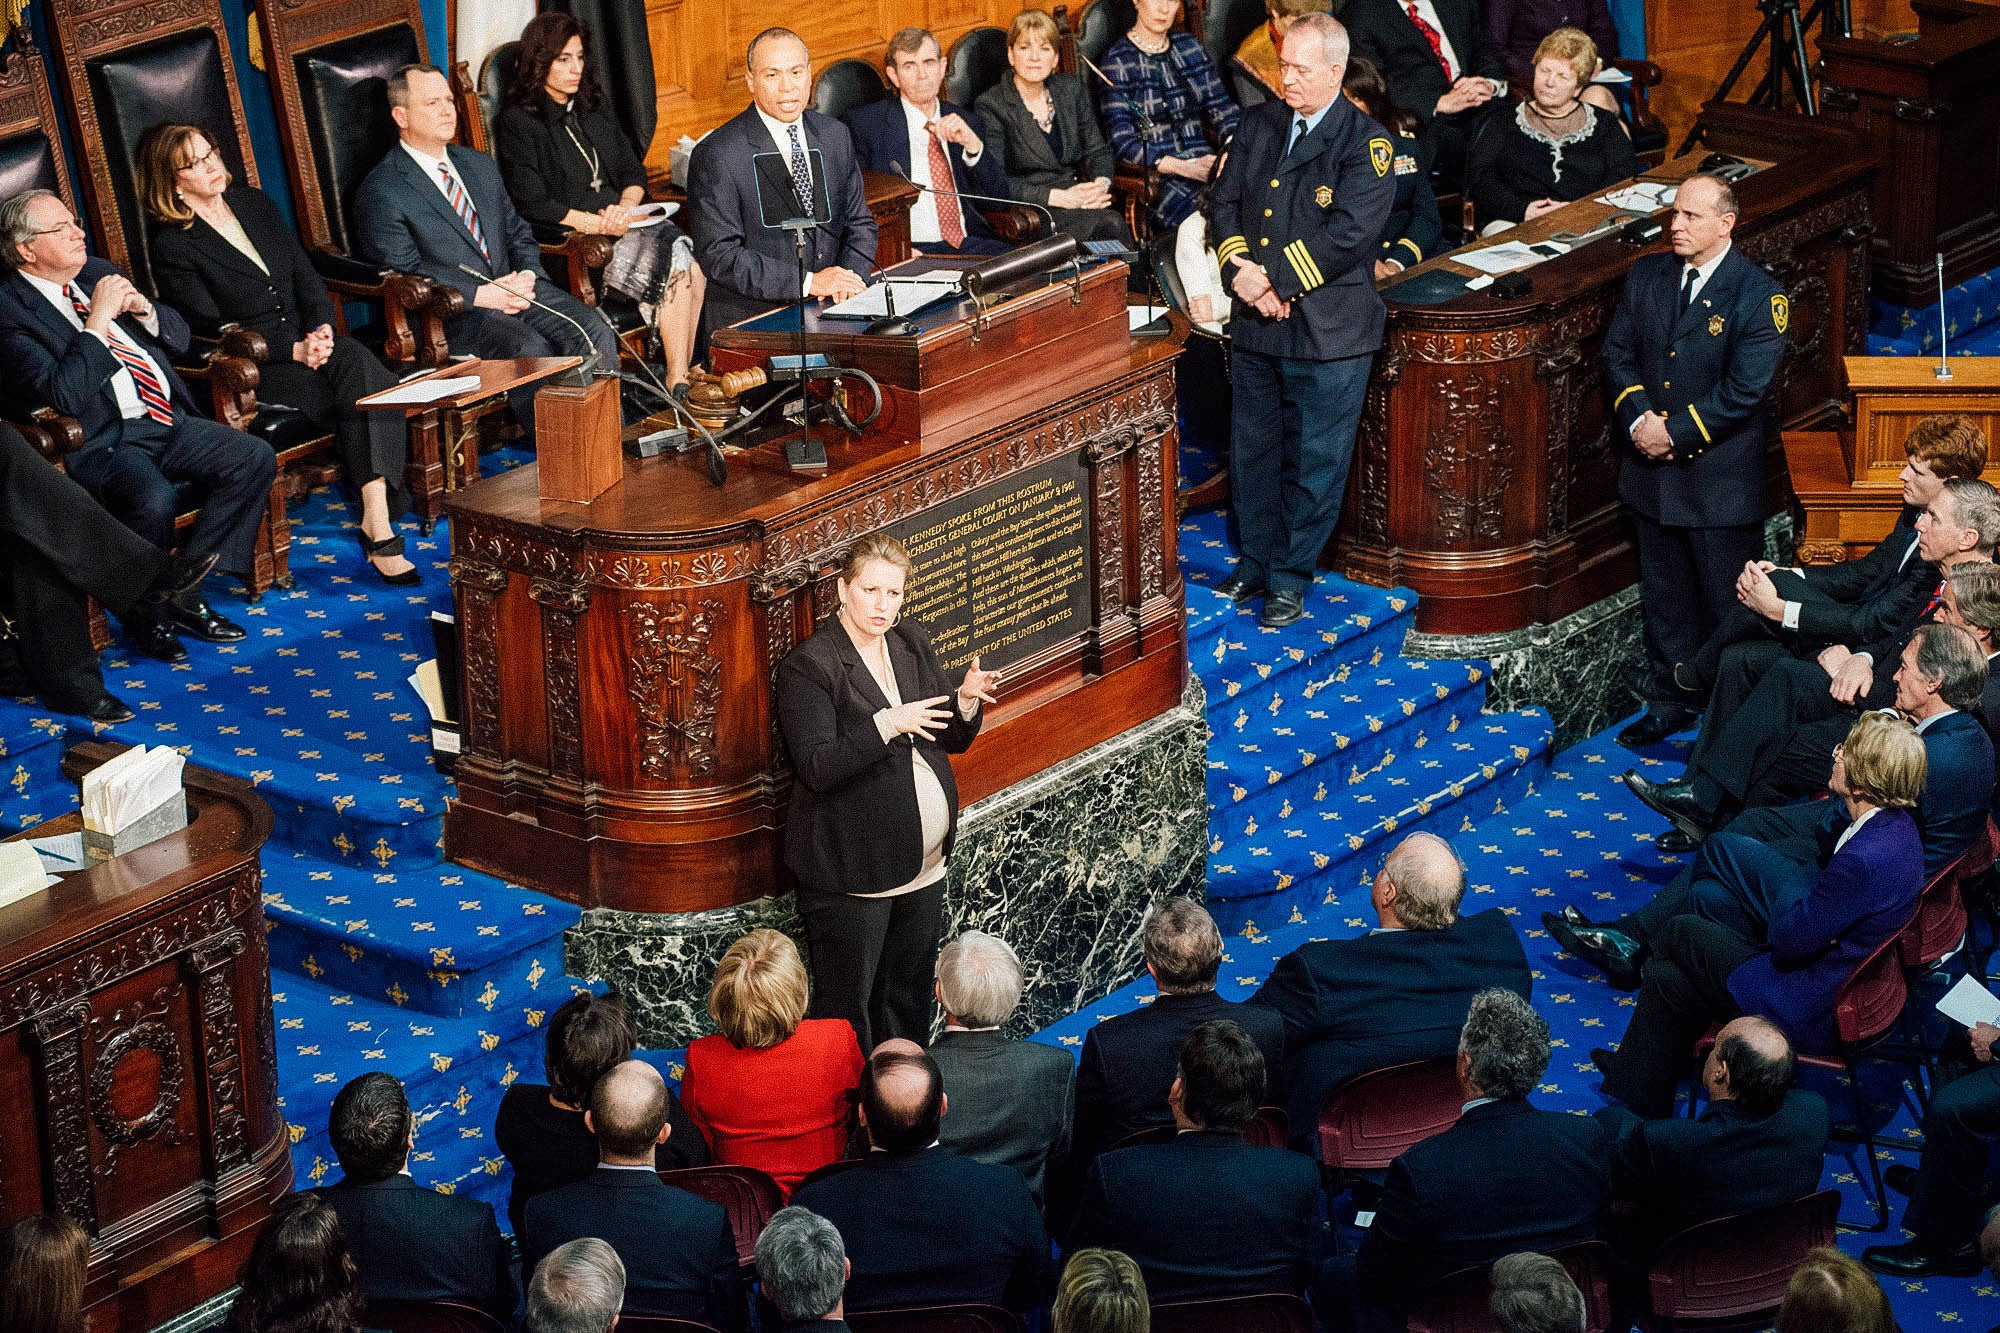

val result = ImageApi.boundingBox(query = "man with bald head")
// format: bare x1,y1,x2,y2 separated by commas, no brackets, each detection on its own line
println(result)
521,1060,742,1328
1596,1015,1827,1260
792,1045,1047,1315
1248,831,1531,1137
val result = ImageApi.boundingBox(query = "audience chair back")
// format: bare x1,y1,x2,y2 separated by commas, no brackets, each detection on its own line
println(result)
475,41,520,146
1639,1189,1840,1330
1201,0,1266,97
812,58,890,119
1317,1057,1465,1174
846,1305,1023,1333
0,45,78,217
944,28,1011,110
1063,0,1139,98
1243,1105,1288,1148
657,1164,785,1272
1151,1291,1316,1333
365,1300,508,1333
612,1317,726,1333
1897,850,1971,970
1407,1241,1614,1333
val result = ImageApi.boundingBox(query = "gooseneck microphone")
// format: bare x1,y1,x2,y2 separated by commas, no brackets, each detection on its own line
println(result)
1935,252,1953,382
457,265,602,386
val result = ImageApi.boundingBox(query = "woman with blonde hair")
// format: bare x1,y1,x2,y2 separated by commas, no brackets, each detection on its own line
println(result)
1775,1248,1894,1333
680,928,867,1193
1,1215,89,1333
1053,1248,1150,1333
1465,27,1635,229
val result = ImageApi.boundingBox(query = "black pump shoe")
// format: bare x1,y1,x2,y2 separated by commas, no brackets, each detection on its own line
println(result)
360,531,422,587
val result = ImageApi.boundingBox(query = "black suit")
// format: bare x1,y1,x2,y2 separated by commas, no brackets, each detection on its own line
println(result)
927,1029,1074,1202
520,1165,741,1328
314,1175,517,1324
1248,910,1532,1133
973,73,1129,244
1340,0,1506,184
0,261,276,577
1070,1130,1322,1304
1072,990,1286,1159
842,97,1009,254
151,185,406,504
791,1146,1048,1314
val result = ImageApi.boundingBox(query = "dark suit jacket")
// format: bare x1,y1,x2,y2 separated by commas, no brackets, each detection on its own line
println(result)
841,97,1009,245
1072,990,1286,1159
974,73,1116,208
1980,657,2000,766
1914,710,1996,878
775,617,981,897
1342,0,1507,127
314,1174,517,1324
0,261,200,476
354,142,545,305
150,185,337,359
1070,1130,1322,1303
1605,248,1788,529
686,105,878,332
520,1166,740,1328
1598,1089,1830,1255
1776,507,1935,648
790,1146,1048,1313
927,1028,1074,1201
1357,1098,1611,1310
1248,909,1532,1131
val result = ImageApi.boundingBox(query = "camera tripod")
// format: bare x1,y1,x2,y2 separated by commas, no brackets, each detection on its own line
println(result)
1679,0,1853,152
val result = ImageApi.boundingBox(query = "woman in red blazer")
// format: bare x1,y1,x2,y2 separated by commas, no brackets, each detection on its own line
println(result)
681,929,867,1194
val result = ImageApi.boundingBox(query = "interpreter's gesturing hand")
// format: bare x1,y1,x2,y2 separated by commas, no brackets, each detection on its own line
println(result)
958,656,1001,712
885,694,955,740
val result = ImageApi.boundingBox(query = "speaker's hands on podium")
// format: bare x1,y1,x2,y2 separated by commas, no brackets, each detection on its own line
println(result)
958,656,1001,715
809,267,868,302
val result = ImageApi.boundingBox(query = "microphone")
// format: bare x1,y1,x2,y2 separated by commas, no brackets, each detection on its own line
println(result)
888,159,1059,248
456,265,602,386
1934,252,1952,382
1077,54,1156,138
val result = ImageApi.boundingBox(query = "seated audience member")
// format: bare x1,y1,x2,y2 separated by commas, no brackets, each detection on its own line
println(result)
1465,29,1635,230
1070,1020,1322,1303
1340,0,1507,187
0,189,274,647
1488,1252,1585,1333
927,929,1074,1201
1595,711,1927,1117
756,1207,852,1333
1341,58,1447,278
521,1060,741,1327
220,1194,381,1333
1232,0,1332,98
525,1238,624,1333
1249,830,1530,1135
1073,898,1285,1159
844,28,1010,256
681,928,866,1193
1173,145,1233,335
791,1045,1048,1314
1099,0,1241,231
1938,559,2000,749
1483,0,1620,104
1333,989,1611,1329
496,13,705,395
975,10,1129,245
1776,1249,1895,1333
1598,1016,1828,1259
1,1214,88,1333
137,124,416,585
354,64,618,442
495,989,707,1235
1053,1249,1150,1333
314,1073,515,1323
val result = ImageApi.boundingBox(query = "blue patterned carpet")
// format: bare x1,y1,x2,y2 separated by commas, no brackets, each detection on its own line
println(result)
2,444,1996,1330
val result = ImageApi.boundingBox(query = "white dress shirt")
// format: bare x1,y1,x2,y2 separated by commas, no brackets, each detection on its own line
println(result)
1780,528,1919,631
23,270,167,422
1678,240,1732,310
401,140,466,211
902,98,980,246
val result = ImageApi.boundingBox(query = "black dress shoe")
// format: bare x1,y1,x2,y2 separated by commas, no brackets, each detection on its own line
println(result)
1885,1164,1918,1198
1543,913,1647,989
1616,701,1699,748
125,615,187,664
1862,1239,1982,1278
1623,771,1718,841
1590,1047,1620,1078
56,692,135,724
1260,590,1305,627
1655,827,1701,855
153,550,220,601
1643,662,1708,706
164,590,246,643
1214,572,1265,603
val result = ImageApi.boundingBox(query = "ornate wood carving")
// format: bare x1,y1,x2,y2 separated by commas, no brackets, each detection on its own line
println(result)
2,897,234,1030
626,600,726,780
1424,372,1513,543
451,558,510,754
1353,378,1393,547
586,548,752,590
27,1000,97,1230
87,985,187,1173
531,576,591,780
185,930,250,1170
1133,421,1169,602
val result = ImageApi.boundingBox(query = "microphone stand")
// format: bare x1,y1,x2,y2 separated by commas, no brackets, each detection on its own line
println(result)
779,218,827,470
1934,252,1953,381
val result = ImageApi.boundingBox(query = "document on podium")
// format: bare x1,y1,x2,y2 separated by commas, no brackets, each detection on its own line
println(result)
822,270,964,320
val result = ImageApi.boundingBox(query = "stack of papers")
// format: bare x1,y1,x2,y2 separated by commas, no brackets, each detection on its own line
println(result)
82,743,184,835
1596,181,1679,212
0,841,54,907
366,375,483,407
1938,973,2000,1028
1456,242,1552,276
824,270,964,319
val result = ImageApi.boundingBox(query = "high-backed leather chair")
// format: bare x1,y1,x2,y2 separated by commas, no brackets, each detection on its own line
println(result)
1202,0,1271,106
813,58,888,119
1057,0,1166,238
944,28,1010,110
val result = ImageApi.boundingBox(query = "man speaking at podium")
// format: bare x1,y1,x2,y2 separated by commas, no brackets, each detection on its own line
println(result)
688,28,879,335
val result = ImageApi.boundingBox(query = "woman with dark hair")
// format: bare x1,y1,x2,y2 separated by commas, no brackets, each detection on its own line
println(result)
1,1215,88,1333
137,123,416,584
221,1194,383,1333
492,989,707,1234
495,12,705,396
1341,58,1447,279
1173,142,1232,335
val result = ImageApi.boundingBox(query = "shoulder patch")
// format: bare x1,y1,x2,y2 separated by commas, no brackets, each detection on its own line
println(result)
1368,138,1392,177
1771,293,1789,333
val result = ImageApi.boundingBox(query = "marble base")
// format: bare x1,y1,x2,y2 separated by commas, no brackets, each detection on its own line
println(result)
564,678,1210,1047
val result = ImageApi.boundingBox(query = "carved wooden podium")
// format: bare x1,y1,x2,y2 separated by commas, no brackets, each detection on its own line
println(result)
443,259,1189,913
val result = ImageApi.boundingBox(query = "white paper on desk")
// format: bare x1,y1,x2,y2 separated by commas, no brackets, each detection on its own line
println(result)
24,831,85,873
624,202,680,229
1128,305,1169,331
1592,67,1632,84
1455,242,1550,275
409,661,448,725
822,280,961,319
1596,181,1678,212
81,743,183,835
0,841,57,905
366,375,482,406
1939,973,2000,1028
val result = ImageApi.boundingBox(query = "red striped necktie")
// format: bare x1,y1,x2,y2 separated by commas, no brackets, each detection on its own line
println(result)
926,127,966,248
66,283,172,424
438,161,490,262
1923,578,1945,621
1406,3,1453,81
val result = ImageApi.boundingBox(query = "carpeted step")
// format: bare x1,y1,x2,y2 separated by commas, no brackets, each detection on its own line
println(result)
0,698,80,831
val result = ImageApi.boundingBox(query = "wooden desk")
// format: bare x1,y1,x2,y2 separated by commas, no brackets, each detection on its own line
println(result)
0,747,288,1333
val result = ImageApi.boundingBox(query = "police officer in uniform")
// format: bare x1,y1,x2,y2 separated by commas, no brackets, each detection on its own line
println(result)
1209,13,1396,628
1603,172,1789,747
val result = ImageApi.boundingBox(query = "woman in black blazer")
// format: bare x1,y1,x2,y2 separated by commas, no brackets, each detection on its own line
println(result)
975,8,1132,245
138,123,415,584
775,532,1000,1051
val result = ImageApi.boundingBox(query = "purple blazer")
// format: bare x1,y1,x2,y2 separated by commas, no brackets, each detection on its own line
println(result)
1728,807,1922,1054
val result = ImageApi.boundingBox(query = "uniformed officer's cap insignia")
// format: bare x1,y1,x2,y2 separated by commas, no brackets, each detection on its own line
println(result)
1771,293,1790,333
1707,314,1724,336
1314,184,1333,208
1368,138,1392,177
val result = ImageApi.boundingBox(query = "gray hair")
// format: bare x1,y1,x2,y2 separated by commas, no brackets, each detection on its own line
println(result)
526,1238,626,1333
1489,1252,1585,1333
1285,13,1350,68
1943,477,2000,556
1912,622,1991,714
1383,831,1466,931
1460,989,1550,1101
756,1207,846,1323
1950,561,2000,637
0,189,61,272
936,930,1025,1028
1141,897,1223,993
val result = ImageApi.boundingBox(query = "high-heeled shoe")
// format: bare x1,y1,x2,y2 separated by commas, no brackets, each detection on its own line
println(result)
359,530,422,586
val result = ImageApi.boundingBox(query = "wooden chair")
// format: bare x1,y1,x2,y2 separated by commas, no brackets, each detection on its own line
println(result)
1607,59,1670,165
1407,1240,1615,1333
846,1305,1022,1333
657,1163,786,1272
1151,1291,1315,1333
1633,1190,1840,1333
364,1300,507,1333
945,27,1012,109
1316,1057,1465,1197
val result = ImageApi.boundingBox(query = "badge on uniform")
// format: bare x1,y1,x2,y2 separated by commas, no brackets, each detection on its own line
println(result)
1368,138,1392,177
1771,293,1790,333
1707,314,1725,336
1314,184,1333,208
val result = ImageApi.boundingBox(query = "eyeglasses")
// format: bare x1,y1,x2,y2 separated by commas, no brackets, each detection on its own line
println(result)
176,143,221,173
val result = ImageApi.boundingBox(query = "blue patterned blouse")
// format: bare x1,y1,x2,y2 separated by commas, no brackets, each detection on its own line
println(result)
1099,31,1241,228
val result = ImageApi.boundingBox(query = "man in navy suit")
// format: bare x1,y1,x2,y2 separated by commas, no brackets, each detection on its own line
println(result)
1604,173,1790,749
1070,1020,1322,1304
521,1060,742,1329
1248,831,1532,1136
1940,561,2000,754
1338,0,1506,187
688,29,880,334
353,64,617,441
313,1073,517,1324
843,29,1010,257
0,190,272,653
1865,1006,2000,1278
